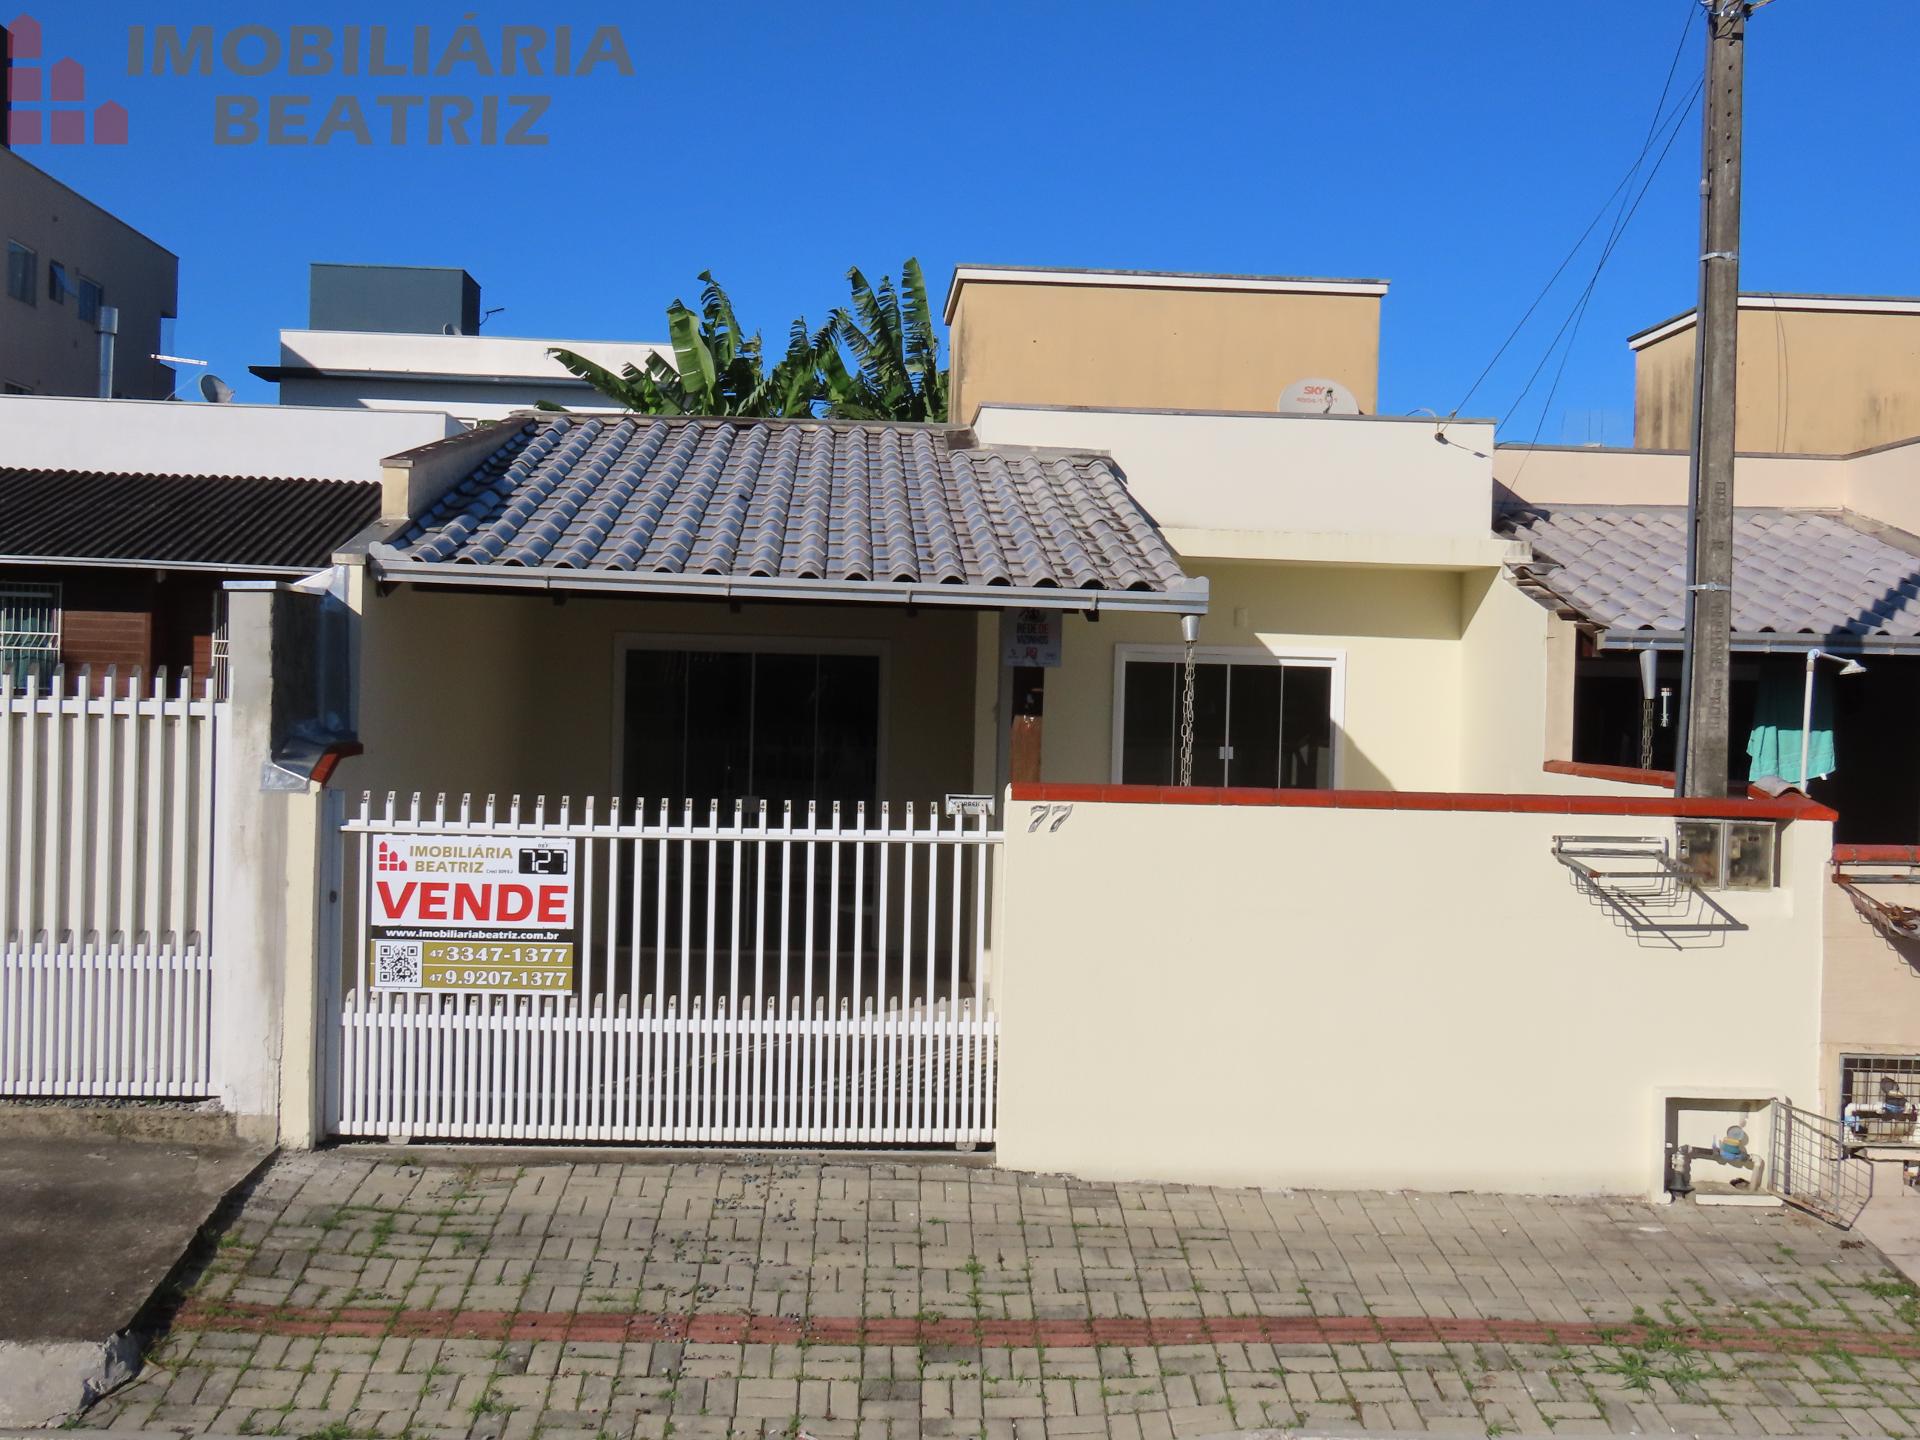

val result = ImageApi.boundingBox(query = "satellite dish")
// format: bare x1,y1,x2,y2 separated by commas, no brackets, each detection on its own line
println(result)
1277,377,1361,416
199,373,235,404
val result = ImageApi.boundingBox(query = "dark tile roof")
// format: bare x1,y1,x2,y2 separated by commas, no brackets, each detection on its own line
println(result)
375,416,1197,605
1498,503,1920,640
0,468,381,572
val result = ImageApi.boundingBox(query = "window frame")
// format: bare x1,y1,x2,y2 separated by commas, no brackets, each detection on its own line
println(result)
0,580,63,683
609,632,892,805
75,274,103,325
1110,642,1346,788
5,240,37,306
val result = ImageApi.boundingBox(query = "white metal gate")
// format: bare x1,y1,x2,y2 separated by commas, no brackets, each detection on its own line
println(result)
0,671,222,1096
330,792,1000,1145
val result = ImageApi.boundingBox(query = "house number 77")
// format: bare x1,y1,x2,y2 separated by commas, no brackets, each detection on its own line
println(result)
1027,803,1073,833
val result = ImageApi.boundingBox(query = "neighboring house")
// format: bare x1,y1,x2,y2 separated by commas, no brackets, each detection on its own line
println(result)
0,147,178,399
1493,296,1920,843
1492,295,1920,1143
0,394,458,688
250,263,668,425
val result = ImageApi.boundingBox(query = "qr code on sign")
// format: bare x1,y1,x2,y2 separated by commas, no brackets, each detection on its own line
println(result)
373,941,422,989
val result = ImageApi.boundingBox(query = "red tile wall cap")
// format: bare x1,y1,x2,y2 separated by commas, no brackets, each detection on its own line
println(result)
1009,782,1837,823
1833,843,1920,865
1543,759,1676,789
1541,759,1797,804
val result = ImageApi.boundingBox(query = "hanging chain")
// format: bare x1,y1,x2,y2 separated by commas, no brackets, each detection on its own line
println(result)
1178,638,1197,786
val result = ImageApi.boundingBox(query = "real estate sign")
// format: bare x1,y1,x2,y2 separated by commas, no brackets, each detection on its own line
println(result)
367,834,576,994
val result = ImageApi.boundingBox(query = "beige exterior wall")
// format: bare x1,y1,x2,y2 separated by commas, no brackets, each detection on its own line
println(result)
339,581,983,808
1821,878,1920,1117
1040,560,1470,792
1492,444,1846,509
1456,570,1579,790
949,277,1381,424
1494,436,1920,542
1635,305,1920,455
995,798,1828,1194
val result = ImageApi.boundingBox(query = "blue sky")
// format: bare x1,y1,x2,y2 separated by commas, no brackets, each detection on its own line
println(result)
16,1,1916,437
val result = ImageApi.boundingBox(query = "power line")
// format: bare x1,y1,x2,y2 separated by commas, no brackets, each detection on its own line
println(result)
1508,75,1704,459
1504,75,1704,431
1440,1,1698,431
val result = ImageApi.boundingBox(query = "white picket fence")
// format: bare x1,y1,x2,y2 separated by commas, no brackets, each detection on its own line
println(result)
0,671,223,1096
333,792,1000,1144
0,943,213,1095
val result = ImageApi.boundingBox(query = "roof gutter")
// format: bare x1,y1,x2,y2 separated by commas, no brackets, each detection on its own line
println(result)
0,552,318,577
367,549,1210,616
1596,629,1920,656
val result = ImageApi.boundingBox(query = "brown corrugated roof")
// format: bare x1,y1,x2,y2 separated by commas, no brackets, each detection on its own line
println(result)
0,468,381,572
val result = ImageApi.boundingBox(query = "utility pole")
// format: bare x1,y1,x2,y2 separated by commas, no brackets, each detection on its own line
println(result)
1678,0,1747,797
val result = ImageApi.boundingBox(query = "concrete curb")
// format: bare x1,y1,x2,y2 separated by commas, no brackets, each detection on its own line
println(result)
0,1101,237,1145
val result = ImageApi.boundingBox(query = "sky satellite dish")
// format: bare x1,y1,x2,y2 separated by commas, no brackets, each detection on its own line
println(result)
199,373,235,404
1277,377,1361,416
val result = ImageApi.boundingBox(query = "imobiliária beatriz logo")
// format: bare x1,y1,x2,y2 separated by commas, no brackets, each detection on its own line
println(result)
4,13,129,145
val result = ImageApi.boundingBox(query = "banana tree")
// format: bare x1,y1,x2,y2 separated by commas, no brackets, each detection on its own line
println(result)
826,259,948,422
550,261,948,421
549,273,826,418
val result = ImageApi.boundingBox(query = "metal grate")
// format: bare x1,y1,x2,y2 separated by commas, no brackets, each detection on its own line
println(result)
1769,1100,1875,1228
209,590,231,702
1841,1055,1920,1146
0,581,60,687
1552,834,1749,948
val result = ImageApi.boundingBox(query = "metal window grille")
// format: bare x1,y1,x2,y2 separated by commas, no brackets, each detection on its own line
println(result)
209,590,231,701
0,582,60,688
1841,1054,1920,1146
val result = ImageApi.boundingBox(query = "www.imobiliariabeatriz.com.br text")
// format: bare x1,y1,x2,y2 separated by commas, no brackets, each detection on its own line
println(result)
128,22,635,145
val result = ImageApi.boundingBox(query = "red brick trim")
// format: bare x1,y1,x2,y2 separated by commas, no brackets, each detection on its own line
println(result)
1011,782,1837,823
170,1297,1920,1359
1834,844,1920,865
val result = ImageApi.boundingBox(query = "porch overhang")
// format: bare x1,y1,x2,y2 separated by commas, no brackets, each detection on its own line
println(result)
366,551,1210,615
373,413,1208,617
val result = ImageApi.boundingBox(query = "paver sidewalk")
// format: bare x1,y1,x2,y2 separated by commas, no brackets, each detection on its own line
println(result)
77,1150,1920,1438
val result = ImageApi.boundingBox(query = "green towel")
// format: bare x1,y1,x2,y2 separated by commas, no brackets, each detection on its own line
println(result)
1747,665,1837,785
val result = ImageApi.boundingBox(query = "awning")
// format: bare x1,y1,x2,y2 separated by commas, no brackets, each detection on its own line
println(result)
0,467,382,575
1498,503,1920,653
369,415,1207,614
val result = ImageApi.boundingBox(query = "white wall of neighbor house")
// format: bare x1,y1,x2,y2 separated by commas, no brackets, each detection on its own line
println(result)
993,797,1828,1195
338,579,985,811
973,405,1499,544
0,393,459,482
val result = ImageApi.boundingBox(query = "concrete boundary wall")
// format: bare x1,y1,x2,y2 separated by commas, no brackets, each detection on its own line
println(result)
993,784,1830,1196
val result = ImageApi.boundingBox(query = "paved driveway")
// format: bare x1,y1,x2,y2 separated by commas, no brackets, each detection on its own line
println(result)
76,1149,1920,1437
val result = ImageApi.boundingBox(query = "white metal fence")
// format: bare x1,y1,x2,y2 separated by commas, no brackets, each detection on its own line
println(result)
0,670,223,1096
332,792,1000,1145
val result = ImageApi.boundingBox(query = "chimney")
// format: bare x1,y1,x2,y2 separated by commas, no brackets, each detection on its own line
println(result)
944,265,1387,425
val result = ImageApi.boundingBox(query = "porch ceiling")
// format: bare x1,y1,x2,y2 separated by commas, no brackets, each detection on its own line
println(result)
368,415,1207,614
